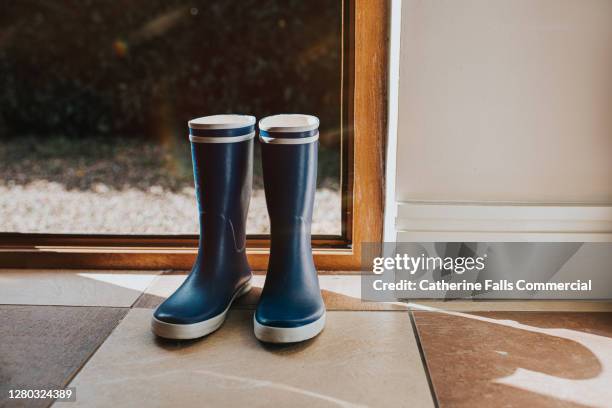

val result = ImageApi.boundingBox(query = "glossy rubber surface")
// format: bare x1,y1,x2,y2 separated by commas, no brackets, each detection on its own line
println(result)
255,139,326,340
152,279,252,340
153,136,253,339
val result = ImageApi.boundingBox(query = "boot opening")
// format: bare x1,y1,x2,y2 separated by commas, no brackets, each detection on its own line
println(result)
259,114,319,133
189,114,256,130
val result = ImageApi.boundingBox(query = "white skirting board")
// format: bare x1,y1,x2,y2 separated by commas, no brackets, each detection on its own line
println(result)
390,202,612,296
395,202,612,242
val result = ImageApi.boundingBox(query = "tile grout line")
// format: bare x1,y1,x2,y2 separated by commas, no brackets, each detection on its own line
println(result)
50,306,130,408
408,310,440,408
54,270,169,404
130,269,171,309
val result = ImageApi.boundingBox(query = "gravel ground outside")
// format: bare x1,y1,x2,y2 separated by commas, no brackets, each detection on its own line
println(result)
0,181,340,235
0,137,341,235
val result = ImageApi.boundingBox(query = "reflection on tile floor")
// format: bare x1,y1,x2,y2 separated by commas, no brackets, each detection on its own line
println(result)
55,309,434,408
0,269,160,307
405,300,612,312
0,305,127,408
413,310,612,408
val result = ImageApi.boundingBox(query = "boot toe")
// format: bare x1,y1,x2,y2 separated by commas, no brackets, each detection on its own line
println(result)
255,299,325,328
153,307,195,325
153,295,218,325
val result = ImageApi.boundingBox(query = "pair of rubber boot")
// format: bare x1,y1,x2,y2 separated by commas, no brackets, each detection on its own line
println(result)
152,114,325,343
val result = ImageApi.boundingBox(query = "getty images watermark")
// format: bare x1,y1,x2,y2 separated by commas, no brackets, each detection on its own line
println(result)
360,242,612,301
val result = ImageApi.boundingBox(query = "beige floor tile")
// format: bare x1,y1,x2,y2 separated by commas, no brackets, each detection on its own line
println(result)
134,274,406,311
56,309,434,408
0,269,160,307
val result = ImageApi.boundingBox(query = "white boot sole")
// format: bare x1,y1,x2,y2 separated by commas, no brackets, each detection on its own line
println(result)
151,279,252,340
253,312,326,343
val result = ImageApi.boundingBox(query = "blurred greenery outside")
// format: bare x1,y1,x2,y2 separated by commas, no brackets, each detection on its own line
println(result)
0,0,342,234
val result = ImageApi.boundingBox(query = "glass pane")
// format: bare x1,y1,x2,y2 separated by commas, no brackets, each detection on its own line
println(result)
0,0,342,236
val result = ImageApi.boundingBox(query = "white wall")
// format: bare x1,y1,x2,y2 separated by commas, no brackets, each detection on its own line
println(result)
395,0,612,205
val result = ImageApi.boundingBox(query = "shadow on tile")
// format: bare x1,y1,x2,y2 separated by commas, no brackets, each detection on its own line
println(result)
413,310,612,407
257,337,321,355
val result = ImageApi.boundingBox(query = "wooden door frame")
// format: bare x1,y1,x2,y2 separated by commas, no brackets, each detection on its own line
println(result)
0,0,388,271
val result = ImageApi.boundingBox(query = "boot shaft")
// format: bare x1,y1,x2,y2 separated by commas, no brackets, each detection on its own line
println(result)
261,141,317,249
188,115,255,265
191,140,253,238
259,114,319,274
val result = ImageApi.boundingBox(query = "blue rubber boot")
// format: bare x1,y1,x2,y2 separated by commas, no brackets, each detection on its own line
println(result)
254,114,326,343
152,114,255,339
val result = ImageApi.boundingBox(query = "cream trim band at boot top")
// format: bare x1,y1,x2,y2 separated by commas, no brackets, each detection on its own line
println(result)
258,132,319,145
189,132,256,144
